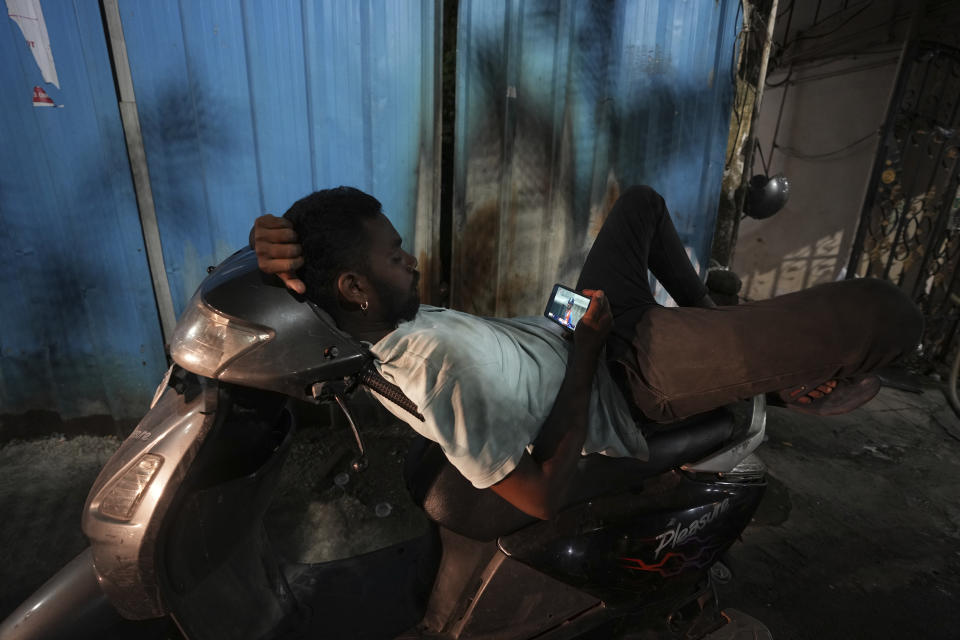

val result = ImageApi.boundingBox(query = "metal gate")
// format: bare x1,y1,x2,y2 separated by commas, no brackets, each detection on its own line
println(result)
847,42,960,367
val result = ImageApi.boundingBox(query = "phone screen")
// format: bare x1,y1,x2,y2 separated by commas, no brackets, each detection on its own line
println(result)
544,284,592,331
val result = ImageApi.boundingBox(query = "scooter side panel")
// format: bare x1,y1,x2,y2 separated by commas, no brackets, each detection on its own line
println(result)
499,472,765,605
160,399,300,640
80,373,218,619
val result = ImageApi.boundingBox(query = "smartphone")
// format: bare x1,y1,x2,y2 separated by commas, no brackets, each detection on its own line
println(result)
544,284,592,332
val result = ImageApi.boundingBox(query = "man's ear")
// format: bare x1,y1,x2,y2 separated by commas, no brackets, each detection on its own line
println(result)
336,271,369,307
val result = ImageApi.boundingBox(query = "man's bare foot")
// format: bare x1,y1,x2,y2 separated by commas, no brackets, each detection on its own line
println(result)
788,380,838,404
773,375,881,416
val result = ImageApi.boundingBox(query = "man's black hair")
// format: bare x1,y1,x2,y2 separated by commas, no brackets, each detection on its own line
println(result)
282,186,383,311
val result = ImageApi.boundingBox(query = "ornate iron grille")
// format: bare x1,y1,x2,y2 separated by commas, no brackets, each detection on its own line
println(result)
847,42,960,368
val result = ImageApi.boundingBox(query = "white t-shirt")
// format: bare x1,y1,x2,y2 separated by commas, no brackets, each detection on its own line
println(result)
369,306,647,489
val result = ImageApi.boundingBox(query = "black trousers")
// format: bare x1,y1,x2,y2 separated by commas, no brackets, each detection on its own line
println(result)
576,186,924,423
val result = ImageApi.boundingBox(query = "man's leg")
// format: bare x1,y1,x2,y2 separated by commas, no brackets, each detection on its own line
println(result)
576,185,709,357
619,277,922,422
576,185,924,423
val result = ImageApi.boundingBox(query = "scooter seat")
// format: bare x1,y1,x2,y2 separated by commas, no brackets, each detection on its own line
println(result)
404,407,734,541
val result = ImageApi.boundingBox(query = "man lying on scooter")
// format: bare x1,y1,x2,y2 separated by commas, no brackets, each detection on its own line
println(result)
251,185,923,520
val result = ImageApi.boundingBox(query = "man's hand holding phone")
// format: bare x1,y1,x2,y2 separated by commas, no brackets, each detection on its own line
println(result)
573,289,612,360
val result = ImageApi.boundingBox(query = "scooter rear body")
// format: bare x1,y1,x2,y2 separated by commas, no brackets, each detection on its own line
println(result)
399,400,766,639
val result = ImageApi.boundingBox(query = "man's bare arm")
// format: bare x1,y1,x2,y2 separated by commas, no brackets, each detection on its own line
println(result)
489,290,612,520
250,214,306,294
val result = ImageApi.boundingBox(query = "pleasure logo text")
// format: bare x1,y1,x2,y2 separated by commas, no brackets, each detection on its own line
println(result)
653,498,730,559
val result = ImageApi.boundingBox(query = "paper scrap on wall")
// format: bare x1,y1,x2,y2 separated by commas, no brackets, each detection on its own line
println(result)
6,0,59,88
32,85,54,106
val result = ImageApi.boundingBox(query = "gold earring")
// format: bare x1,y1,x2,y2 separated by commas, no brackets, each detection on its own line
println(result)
360,299,369,312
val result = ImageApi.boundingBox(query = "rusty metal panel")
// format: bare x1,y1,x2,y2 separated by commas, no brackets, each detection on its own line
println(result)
118,0,441,314
0,0,167,420
452,0,741,316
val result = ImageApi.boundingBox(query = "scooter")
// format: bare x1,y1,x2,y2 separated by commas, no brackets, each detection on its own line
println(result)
0,248,772,639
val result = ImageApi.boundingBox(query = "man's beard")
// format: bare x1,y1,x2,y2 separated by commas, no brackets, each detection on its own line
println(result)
374,274,420,324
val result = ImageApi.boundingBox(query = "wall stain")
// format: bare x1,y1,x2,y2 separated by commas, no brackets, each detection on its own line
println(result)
458,199,500,315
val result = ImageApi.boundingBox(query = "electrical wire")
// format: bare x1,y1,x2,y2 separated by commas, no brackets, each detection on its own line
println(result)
765,67,794,88
795,47,903,69
755,138,770,175
766,51,900,89
787,3,872,46
788,56,900,84
727,87,751,166
727,0,748,167
750,4,771,33
777,0,795,19
774,129,878,160
773,0,907,71
729,0,744,88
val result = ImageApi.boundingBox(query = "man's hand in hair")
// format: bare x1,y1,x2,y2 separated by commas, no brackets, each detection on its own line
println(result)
250,214,306,294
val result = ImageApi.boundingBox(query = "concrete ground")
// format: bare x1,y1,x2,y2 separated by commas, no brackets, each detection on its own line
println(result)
1,374,958,639
717,375,960,639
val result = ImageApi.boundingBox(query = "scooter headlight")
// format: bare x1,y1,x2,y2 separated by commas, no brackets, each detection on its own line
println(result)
170,293,274,377
98,454,164,521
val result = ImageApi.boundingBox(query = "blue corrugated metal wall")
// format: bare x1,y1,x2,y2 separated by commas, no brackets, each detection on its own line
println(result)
118,0,440,316
1,0,438,424
451,0,741,316
2,0,738,423
0,0,167,420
